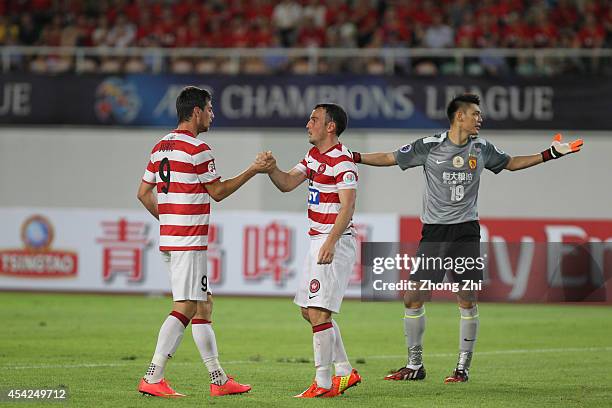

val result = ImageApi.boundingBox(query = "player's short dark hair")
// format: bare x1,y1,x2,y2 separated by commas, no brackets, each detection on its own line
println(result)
176,86,211,123
447,94,480,123
315,103,348,136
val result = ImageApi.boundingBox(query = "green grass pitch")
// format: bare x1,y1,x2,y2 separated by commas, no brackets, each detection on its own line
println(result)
1,293,611,407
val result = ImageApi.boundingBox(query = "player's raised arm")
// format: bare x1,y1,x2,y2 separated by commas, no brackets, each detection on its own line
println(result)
505,133,583,171
352,138,432,169
351,151,397,166
205,153,274,202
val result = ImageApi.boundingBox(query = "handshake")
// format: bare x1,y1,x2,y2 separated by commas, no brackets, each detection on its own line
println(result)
251,151,277,174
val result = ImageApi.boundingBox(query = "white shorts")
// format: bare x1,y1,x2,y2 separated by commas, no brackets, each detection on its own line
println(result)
294,235,357,313
161,250,210,301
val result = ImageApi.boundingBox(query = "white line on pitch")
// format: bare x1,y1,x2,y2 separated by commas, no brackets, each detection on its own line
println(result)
3,346,611,370
367,346,612,360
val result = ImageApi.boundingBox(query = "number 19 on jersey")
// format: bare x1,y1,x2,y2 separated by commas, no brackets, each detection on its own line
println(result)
450,185,464,201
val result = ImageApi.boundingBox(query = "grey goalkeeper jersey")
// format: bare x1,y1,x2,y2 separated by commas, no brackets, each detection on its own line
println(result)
394,131,510,225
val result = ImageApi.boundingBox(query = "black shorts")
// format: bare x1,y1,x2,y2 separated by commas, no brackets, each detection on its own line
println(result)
409,221,483,285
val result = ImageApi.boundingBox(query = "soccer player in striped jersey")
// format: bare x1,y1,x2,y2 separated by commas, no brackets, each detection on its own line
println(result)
261,103,362,398
136,86,272,397
351,93,583,384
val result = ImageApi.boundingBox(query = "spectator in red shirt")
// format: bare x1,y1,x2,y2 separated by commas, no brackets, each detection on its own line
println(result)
225,16,250,48
551,0,578,28
173,0,197,21
381,6,412,45
247,0,274,22
184,14,202,48
474,13,500,48
39,15,63,46
135,9,154,45
529,9,559,48
250,18,275,47
576,13,605,48
455,11,480,47
603,7,612,46
500,11,529,48
296,16,326,47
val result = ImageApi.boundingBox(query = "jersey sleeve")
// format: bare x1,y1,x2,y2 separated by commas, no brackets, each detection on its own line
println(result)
334,159,358,190
142,159,156,185
393,138,430,170
292,155,308,175
194,146,221,184
483,141,511,174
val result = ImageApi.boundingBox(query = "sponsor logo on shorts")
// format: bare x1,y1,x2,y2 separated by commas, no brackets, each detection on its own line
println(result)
309,279,320,293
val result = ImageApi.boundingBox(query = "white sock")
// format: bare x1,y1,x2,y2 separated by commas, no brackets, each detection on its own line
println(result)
192,319,228,386
313,322,335,389
331,319,352,376
144,311,189,383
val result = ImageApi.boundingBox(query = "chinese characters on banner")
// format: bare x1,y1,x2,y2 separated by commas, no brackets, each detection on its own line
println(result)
97,218,150,282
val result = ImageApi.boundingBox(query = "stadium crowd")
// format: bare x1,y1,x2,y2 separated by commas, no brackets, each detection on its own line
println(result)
0,0,611,75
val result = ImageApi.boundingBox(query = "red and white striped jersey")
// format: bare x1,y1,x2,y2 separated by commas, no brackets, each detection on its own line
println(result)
142,129,220,251
293,143,358,236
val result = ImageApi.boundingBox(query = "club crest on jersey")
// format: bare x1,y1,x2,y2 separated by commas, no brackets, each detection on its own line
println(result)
453,156,464,168
342,171,357,185
400,144,412,153
309,279,320,293
308,188,320,204
468,155,477,170
208,161,216,174
317,163,327,174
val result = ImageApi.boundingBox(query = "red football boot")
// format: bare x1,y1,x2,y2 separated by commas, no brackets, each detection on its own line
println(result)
293,381,332,398
384,365,426,381
444,368,469,383
138,378,185,397
210,376,251,396
326,369,362,396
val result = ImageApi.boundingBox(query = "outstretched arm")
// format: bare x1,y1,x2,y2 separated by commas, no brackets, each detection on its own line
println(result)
205,167,258,202
352,151,397,166
206,154,274,201
268,167,307,192
258,151,307,192
505,134,583,172
505,154,543,171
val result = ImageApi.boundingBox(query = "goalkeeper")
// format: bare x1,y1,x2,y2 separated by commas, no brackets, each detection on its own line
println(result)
351,93,583,384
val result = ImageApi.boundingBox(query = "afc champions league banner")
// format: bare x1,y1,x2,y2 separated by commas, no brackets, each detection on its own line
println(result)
0,208,610,303
1,74,611,130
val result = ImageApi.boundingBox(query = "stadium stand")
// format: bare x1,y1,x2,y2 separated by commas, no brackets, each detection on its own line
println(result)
0,0,611,74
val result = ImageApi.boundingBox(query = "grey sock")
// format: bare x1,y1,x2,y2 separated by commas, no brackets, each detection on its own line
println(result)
458,305,479,370
404,306,426,367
